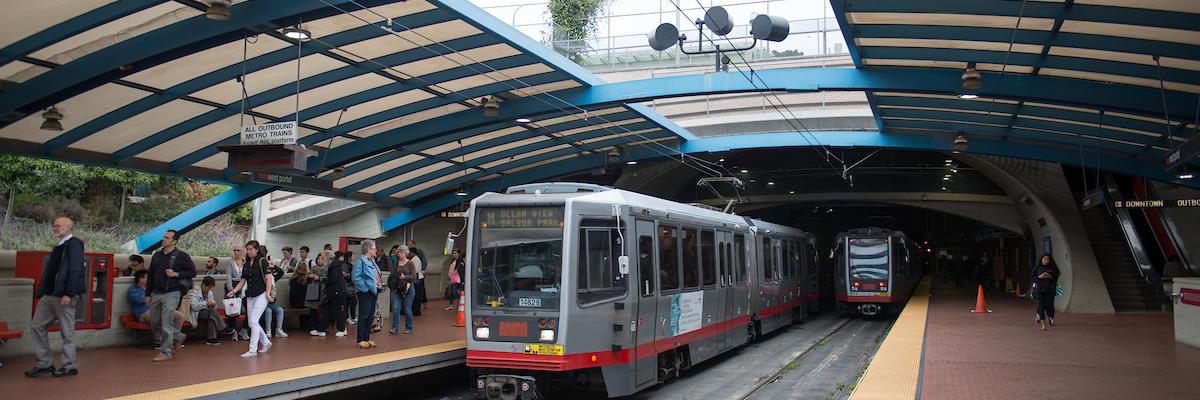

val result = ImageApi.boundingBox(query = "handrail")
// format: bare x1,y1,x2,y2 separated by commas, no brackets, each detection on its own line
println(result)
1146,182,1197,276
1102,174,1165,308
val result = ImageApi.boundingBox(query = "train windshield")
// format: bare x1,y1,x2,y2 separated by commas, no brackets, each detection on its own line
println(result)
474,207,565,311
847,237,889,292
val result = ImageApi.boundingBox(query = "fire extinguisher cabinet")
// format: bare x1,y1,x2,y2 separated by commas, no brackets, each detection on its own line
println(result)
15,251,117,330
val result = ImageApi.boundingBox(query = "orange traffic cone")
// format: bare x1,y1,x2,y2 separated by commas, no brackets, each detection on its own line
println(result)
971,285,992,313
1015,283,1022,298
453,290,466,327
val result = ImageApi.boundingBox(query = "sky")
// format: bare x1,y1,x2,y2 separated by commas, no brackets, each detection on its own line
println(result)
468,0,843,56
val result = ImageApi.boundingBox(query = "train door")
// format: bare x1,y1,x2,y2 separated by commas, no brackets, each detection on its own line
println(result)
715,230,731,351
634,220,658,388
733,232,751,343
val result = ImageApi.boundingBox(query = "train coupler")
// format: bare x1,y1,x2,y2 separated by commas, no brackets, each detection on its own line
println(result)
476,374,540,400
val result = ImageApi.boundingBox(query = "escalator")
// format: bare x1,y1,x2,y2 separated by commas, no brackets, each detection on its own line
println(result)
1078,207,1150,311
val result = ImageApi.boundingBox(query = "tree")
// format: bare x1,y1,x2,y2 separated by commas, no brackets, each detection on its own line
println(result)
0,155,89,229
546,0,608,61
85,167,157,226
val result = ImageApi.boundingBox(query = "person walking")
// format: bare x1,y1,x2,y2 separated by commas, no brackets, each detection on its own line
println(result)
389,251,416,334
1032,253,1060,331
25,217,86,378
311,250,348,337
352,241,382,348
227,243,274,357
148,229,197,362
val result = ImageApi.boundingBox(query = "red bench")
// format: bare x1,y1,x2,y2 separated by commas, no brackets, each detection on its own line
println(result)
0,320,21,342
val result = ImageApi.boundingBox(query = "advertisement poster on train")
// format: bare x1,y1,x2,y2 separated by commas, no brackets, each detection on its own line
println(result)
670,291,704,336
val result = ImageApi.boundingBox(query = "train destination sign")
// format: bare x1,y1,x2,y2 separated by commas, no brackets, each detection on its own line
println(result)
251,171,333,193
479,207,564,229
1113,199,1200,208
240,121,298,145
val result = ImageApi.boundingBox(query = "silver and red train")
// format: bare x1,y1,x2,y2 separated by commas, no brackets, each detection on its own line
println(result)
833,227,923,316
463,183,818,399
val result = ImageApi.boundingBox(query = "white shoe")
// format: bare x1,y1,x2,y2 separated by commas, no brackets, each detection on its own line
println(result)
260,341,272,353
348,318,356,325
309,330,326,337
276,331,288,338
335,330,348,337
240,351,258,358
444,306,453,311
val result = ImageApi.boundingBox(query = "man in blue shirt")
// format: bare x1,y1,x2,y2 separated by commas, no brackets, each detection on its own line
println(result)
129,270,151,323
352,239,381,349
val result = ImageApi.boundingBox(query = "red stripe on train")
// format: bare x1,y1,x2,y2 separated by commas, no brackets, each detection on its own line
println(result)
468,300,805,371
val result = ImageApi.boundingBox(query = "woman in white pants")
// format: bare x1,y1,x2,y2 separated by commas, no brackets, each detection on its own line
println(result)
227,243,274,357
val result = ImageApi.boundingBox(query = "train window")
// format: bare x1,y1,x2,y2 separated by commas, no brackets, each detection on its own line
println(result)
781,241,791,278
735,234,747,283
701,230,716,286
682,227,700,289
638,235,655,297
659,225,680,291
788,241,798,278
762,237,774,281
578,226,627,305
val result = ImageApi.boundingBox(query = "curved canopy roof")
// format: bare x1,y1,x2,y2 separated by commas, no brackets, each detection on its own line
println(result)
832,0,1199,161
0,0,684,206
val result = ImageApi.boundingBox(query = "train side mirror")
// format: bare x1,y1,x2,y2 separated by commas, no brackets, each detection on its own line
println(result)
618,255,630,275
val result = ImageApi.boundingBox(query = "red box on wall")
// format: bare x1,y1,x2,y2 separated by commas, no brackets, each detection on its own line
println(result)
15,251,117,330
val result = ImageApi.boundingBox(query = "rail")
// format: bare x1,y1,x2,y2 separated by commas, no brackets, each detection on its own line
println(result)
1103,174,1167,308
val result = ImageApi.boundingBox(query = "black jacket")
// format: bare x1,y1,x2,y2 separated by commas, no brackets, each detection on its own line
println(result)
38,236,86,298
325,260,348,297
147,247,197,294
1032,262,1060,293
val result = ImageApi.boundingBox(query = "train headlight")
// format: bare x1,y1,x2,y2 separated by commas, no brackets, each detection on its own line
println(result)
475,327,490,339
539,329,555,341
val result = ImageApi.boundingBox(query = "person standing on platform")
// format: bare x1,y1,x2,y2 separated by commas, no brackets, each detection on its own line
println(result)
344,250,358,327
352,240,382,348
227,243,273,357
389,250,415,335
1032,253,1060,331
311,250,349,337
224,245,246,340
25,217,85,378
445,249,465,311
406,240,428,316
260,245,286,338
146,229,196,362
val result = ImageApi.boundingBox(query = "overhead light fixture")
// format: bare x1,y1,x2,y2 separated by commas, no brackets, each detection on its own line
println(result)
40,106,64,131
740,169,749,173
608,149,621,163
952,132,968,152
767,181,775,186
788,190,795,194
332,167,346,179
959,66,981,99
1177,166,1195,180
941,186,948,191
944,159,952,163
718,158,725,162
283,25,312,41
480,96,500,117
515,117,531,124
942,177,950,181
455,186,470,196
205,0,232,21
626,161,638,165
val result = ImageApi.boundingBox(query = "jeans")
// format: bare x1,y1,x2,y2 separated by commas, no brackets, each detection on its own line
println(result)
246,294,271,352
150,291,182,356
391,288,415,332
198,308,226,340
356,291,377,342
261,302,284,335
31,295,77,369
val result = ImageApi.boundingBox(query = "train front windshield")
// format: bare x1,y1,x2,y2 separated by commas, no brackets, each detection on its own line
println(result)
474,207,564,311
848,237,889,292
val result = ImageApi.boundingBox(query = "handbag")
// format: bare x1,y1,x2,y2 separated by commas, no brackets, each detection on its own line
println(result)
305,279,323,301
222,298,242,316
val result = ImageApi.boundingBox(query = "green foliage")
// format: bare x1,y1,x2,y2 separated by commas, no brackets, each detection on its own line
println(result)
0,154,88,198
547,0,608,60
0,217,248,256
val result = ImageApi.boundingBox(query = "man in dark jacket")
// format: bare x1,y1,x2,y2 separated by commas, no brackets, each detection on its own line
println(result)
26,217,86,378
147,229,197,362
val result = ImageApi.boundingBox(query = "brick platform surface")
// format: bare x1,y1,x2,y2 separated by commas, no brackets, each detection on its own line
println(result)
920,284,1200,399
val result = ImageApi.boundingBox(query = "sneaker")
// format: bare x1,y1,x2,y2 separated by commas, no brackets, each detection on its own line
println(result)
277,331,288,338
309,330,325,337
240,351,258,358
206,339,221,346
260,341,272,353
335,330,348,337
404,330,411,334
1049,318,1055,327
51,368,78,378
151,354,172,363
348,318,356,325
444,306,454,311
24,366,55,378
389,329,397,335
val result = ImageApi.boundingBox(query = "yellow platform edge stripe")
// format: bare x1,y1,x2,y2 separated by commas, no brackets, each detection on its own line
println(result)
112,340,467,400
849,277,932,400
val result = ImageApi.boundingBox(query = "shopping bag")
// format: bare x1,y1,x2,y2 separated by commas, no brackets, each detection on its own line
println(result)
223,298,242,316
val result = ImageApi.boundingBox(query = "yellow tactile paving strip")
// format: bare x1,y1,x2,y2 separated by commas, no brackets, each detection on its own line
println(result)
111,340,467,400
849,277,931,400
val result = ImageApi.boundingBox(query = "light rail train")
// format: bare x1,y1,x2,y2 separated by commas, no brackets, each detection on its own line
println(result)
832,227,922,316
463,183,818,399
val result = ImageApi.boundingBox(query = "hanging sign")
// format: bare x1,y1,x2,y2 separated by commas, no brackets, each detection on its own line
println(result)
251,171,332,193
1113,199,1200,208
240,121,298,145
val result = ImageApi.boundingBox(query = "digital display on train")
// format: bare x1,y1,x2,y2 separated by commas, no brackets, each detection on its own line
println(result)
479,207,564,229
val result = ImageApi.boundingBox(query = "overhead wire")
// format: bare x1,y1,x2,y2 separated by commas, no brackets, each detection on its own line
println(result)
315,0,727,178
670,0,846,176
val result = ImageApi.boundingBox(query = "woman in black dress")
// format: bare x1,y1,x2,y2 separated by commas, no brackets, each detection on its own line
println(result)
1031,253,1060,331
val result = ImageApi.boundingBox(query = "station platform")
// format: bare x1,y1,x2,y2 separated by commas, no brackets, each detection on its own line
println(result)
0,309,465,399
852,278,1200,399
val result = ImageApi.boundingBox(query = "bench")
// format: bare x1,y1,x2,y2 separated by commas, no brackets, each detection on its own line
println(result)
0,320,21,343
119,314,193,341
